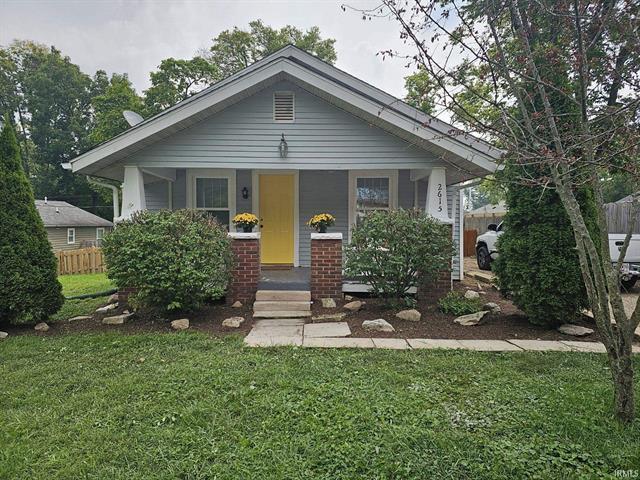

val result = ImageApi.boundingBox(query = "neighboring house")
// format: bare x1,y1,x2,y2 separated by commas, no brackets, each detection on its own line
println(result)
69,46,500,282
464,201,507,233
35,199,113,251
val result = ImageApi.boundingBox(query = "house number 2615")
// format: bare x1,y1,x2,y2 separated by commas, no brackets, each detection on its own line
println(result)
437,184,443,212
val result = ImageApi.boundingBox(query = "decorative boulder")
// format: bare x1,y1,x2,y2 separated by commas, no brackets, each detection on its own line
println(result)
362,319,395,332
482,302,501,313
395,309,421,322
464,290,480,300
96,303,117,314
34,322,49,332
102,313,133,325
454,311,489,326
107,293,119,304
321,298,337,308
231,301,243,308
222,317,244,328
344,300,363,312
0,331,8,339
557,324,594,337
171,318,190,330
344,295,354,301
68,315,92,322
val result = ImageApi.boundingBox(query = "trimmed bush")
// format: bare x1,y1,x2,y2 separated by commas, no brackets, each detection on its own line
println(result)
344,209,454,304
493,163,599,327
438,291,483,316
0,116,63,325
102,210,233,311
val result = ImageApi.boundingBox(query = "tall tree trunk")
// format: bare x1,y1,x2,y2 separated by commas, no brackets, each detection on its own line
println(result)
611,345,635,424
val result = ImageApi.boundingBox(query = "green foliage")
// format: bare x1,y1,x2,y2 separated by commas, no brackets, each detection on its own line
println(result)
102,210,232,311
493,163,599,327
0,117,63,324
404,69,436,114
208,20,337,79
438,291,483,316
143,57,218,116
2,333,639,478
344,209,454,303
89,73,144,145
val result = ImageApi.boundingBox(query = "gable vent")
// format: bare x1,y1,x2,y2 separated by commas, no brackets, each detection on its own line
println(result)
274,92,295,122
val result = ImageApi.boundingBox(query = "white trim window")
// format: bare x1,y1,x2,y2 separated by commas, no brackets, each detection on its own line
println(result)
67,228,76,244
96,227,105,245
348,170,398,239
187,169,236,230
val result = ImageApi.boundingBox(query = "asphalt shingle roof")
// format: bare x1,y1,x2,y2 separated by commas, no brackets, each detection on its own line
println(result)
35,200,113,228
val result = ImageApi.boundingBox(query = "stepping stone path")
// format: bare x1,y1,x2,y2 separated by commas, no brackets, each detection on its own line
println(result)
102,313,133,325
312,312,347,322
304,322,351,338
252,290,311,318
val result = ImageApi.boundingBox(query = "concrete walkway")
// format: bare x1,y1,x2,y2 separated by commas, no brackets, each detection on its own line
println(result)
243,319,640,353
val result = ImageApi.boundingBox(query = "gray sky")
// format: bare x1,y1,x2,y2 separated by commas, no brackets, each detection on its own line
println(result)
0,0,417,98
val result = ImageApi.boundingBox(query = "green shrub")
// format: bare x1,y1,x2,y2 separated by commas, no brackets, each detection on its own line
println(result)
438,291,483,316
344,209,454,304
493,163,599,327
0,116,63,325
102,209,232,311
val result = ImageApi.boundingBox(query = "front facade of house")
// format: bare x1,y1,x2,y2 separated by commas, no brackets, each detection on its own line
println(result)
70,46,500,282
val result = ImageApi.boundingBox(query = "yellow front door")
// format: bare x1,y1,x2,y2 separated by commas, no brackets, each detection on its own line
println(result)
259,174,294,265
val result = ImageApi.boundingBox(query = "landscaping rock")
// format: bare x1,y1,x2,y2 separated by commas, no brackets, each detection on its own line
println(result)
222,316,244,328
0,332,8,339
454,311,489,326
464,290,480,300
171,318,190,330
362,319,395,332
320,298,337,308
395,309,421,322
344,295,354,301
68,315,92,322
107,293,119,304
344,300,363,312
557,324,594,337
95,303,117,314
34,322,49,332
482,302,501,313
102,313,133,325
312,312,347,322
231,301,243,308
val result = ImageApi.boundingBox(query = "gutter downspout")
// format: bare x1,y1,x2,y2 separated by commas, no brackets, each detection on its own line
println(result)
88,177,120,222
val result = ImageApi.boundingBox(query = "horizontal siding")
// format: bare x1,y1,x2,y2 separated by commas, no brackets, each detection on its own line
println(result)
236,169,252,214
298,170,349,267
145,180,169,211
172,169,187,209
126,81,442,170
47,226,111,252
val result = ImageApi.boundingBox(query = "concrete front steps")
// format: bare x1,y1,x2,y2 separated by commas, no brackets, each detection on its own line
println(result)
253,290,312,319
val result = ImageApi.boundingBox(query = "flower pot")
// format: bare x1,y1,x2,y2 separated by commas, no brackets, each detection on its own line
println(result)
242,225,254,233
317,225,328,233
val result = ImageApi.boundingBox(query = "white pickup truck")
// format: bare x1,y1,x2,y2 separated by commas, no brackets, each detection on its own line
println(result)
475,222,640,291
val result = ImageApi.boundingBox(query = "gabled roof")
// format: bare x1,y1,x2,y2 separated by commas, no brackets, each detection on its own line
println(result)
71,45,502,179
35,200,113,228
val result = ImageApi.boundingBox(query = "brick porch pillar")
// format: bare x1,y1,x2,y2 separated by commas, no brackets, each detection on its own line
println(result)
310,232,343,300
417,224,453,305
227,232,261,304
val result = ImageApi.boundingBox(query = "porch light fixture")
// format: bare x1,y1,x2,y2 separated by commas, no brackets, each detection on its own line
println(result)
279,133,288,158
241,187,249,200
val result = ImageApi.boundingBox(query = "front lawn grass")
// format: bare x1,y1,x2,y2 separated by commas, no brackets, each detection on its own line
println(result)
48,273,114,323
1,333,639,479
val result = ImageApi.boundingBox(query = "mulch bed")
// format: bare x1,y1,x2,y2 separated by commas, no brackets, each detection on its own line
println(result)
3,275,626,344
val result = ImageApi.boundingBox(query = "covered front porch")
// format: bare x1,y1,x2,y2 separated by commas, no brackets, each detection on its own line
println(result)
119,165,462,279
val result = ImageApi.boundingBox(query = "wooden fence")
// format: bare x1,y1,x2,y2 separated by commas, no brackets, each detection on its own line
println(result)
56,247,106,275
604,202,640,234
463,230,478,257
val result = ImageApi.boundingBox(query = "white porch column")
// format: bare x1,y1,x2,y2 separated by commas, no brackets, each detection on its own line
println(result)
120,166,146,220
426,167,453,224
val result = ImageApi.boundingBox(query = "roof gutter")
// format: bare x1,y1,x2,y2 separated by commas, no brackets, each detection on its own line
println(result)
88,177,120,221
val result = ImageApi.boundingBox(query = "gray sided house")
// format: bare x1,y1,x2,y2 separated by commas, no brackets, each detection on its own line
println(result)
70,46,500,285
36,200,113,252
